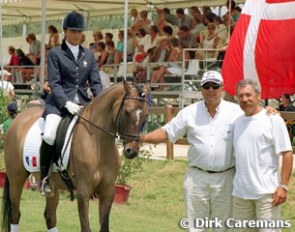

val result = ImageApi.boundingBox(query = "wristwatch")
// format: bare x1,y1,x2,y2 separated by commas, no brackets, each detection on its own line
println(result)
280,184,289,191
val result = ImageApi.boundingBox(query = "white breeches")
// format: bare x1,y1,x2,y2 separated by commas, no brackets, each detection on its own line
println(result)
43,114,62,145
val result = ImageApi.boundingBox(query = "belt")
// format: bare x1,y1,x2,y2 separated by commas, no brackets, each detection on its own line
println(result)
192,166,234,174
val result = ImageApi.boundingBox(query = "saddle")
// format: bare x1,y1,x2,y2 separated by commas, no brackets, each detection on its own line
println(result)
23,113,79,200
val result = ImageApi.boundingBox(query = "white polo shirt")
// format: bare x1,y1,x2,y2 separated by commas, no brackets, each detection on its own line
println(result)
233,108,292,199
163,100,242,171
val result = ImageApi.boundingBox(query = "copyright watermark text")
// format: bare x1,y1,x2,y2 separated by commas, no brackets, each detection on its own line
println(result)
179,217,291,230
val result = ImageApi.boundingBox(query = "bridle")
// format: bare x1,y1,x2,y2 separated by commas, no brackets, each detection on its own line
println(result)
77,93,149,143
115,94,149,143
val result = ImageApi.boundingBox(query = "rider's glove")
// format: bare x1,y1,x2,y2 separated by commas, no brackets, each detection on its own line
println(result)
65,101,82,115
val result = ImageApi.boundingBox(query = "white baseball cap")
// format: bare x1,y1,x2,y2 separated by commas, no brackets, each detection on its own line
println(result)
0,70,11,76
201,70,223,86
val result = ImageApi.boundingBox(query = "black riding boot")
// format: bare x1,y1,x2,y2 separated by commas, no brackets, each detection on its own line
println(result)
40,140,55,196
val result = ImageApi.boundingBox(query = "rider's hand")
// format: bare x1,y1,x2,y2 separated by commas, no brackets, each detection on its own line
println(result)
65,101,82,115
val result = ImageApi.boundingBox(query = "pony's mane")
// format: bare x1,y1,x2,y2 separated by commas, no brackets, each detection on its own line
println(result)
87,82,141,109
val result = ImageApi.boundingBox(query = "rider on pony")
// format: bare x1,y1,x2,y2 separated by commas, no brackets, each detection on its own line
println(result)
40,11,103,196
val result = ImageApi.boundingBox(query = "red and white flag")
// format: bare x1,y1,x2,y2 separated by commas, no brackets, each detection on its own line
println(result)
222,0,295,99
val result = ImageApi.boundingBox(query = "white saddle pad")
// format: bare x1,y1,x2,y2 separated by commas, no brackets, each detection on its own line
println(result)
23,116,78,173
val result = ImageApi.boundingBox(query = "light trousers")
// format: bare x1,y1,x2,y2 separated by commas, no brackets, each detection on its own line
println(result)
43,114,62,145
232,195,281,232
183,167,235,232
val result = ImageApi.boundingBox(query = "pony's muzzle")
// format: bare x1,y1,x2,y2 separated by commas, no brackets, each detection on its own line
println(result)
123,141,139,159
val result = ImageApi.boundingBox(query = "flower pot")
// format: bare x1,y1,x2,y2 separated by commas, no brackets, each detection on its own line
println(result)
0,171,6,188
0,171,30,189
114,184,131,204
23,179,31,189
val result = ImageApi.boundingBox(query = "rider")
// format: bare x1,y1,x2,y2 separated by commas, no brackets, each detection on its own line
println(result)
40,11,103,196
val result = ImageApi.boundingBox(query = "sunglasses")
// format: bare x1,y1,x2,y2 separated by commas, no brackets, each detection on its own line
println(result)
202,83,221,90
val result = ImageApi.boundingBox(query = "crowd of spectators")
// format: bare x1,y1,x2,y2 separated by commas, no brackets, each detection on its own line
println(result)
4,1,242,93
85,1,242,88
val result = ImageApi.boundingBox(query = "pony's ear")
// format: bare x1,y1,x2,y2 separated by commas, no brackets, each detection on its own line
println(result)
123,78,131,93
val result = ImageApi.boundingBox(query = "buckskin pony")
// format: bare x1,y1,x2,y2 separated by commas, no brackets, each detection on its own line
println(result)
1,80,150,232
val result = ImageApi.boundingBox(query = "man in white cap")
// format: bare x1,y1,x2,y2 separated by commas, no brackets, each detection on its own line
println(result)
0,70,15,99
141,70,242,231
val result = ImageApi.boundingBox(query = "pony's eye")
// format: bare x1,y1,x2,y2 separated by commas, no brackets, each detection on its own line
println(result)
124,110,131,117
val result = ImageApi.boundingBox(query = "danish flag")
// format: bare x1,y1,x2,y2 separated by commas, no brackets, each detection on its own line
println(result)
222,0,295,99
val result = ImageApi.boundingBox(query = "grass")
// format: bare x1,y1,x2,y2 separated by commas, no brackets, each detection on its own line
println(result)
0,158,294,232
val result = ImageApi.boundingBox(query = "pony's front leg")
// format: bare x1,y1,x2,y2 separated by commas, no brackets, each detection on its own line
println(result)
44,188,60,231
97,185,115,232
77,193,91,232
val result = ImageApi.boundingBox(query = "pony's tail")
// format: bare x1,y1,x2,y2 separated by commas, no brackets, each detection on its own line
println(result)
1,175,11,232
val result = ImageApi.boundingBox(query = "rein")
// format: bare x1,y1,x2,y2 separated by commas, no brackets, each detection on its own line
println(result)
77,94,149,142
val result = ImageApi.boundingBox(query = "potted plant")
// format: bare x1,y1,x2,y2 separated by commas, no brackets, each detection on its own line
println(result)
114,144,152,204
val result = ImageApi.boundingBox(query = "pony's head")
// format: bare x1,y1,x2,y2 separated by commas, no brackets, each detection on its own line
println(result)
116,80,150,159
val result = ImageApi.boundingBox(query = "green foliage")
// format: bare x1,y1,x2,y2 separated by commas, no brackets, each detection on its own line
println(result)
0,90,10,150
116,144,153,185
0,90,9,123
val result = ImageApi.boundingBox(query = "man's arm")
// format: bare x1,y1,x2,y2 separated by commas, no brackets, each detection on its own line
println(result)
140,128,168,144
273,151,293,206
280,151,294,186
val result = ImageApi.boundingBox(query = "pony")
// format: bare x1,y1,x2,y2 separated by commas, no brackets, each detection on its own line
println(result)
1,80,150,232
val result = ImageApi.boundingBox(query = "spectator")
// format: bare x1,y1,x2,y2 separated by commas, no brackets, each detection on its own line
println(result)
104,32,113,43
151,37,184,89
6,46,20,82
116,30,124,59
92,29,104,44
149,25,162,48
279,94,295,111
47,25,59,49
126,29,136,62
0,70,15,99
197,23,223,60
96,42,109,67
133,28,152,63
213,16,227,43
191,8,205,37
105,40,121,65
1,102,17,135
16,48,35,82
176,8,194,30
162,7,179,26
130,8,141,33
131,10,152,34
26,33,41,65
232,79,293,230
178,25,199,58
7,46,20,67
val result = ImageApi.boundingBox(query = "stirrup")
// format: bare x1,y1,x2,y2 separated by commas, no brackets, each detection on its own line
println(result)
29,174,37,191
40,176,53,197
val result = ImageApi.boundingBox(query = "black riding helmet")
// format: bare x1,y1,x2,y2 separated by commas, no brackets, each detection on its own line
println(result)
63,11,85,31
